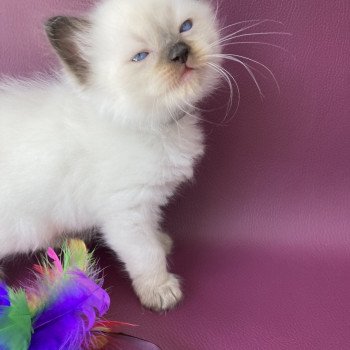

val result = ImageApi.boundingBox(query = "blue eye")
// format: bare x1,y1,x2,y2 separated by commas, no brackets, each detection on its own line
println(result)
132,52,149,62
180,19,193,33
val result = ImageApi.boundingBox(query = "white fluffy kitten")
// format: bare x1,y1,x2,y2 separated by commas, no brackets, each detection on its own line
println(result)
0,0,221,311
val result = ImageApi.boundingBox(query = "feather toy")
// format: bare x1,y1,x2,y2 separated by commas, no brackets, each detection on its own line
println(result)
0,288,32,350
0,240,127,350
0,283,10,309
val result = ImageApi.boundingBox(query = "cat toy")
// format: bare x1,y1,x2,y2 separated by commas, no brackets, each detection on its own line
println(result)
0,240,128,350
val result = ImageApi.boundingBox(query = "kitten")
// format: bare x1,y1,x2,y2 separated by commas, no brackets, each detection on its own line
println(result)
0,0,221,311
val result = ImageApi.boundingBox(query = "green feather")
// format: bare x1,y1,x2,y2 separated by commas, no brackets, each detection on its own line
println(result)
0,289,32,350
62,240,93,272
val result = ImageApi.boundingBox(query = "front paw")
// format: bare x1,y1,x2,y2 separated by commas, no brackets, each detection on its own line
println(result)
133,273,183,312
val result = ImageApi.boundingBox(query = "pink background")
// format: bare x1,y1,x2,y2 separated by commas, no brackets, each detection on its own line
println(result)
1,1,350,349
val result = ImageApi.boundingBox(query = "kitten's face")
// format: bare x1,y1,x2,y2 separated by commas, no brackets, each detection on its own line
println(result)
47,0,222,126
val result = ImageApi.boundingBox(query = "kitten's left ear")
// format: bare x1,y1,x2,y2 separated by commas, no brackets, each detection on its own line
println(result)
45,16,91,84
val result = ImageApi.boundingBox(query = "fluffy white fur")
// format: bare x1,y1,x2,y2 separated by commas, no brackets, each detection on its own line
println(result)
0,0,222,311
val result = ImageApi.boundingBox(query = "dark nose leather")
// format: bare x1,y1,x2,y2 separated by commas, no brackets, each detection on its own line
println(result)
168,42,190,64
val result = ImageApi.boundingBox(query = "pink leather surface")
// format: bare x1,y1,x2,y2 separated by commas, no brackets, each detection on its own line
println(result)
1,1,350,349
104,334,161,349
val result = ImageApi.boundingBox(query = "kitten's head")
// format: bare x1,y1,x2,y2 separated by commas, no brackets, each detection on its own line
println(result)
46,0,222,127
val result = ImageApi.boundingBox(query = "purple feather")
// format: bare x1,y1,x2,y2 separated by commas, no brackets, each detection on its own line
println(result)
0,283,10,311
29,270,110,350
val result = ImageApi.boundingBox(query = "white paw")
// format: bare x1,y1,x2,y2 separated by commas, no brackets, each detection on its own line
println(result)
157,232,174,255
133,273,182,312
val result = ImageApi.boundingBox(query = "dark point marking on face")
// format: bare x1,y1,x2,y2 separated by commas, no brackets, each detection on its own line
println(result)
45,16,90,84
168,42,191,64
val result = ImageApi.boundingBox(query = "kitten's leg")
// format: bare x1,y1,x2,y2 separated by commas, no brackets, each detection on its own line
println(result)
102,212,182,311
157,231,174,256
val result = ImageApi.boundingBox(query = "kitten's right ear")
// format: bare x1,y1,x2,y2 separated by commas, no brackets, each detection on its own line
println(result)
45,16,90,84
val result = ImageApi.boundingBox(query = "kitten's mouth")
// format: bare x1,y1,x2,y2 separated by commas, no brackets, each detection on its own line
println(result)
180,65,194,82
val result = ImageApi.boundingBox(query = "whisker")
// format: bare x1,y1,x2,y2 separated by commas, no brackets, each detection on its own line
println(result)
176,101,225,127
220,20,284,41
181,99,205,112
219,31,292,45
214,20,285,48
244,62,270,80
206,61,242,122
219,19,284,34
226,53,280,93
164,90,183,131
208,55,264,98
207,62,234,114
217,20,268,42
211,63,241,122
209,53,280,93
168,103,183,133
213,0,220,23
181,99,230,116
221,41,290,54
218,19,268,33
